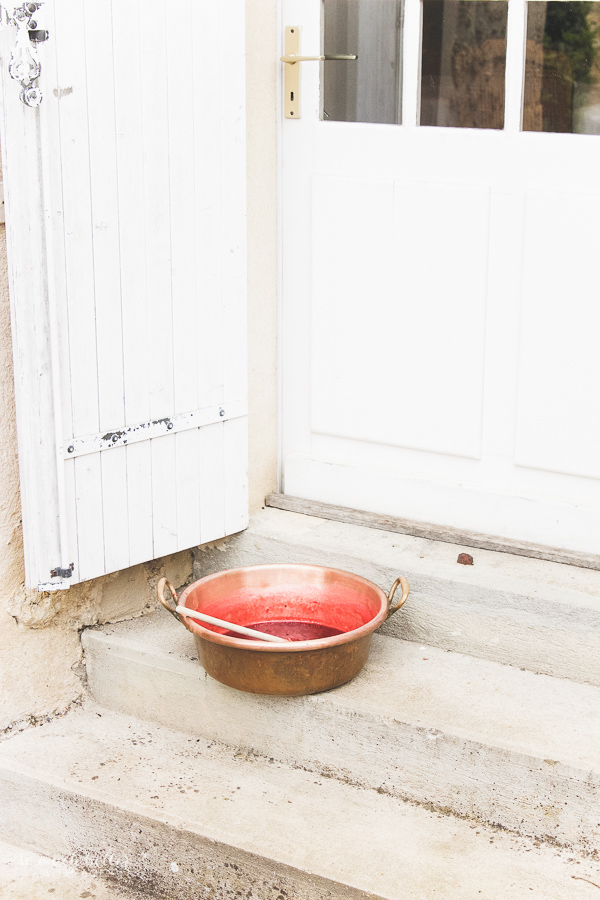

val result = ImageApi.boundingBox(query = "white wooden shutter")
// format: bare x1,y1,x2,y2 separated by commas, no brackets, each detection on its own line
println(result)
0,0,248,590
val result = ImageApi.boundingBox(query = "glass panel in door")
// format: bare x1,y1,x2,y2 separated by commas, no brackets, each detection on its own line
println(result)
420,0,509,128
322,0,404,123
523,1,600,133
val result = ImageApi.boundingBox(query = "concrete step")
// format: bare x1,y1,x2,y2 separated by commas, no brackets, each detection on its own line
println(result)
193,508,600,687
0,838,141,899
1,704,599,900
82,611,600,854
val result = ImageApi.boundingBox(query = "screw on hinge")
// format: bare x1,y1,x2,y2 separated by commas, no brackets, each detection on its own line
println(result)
51,562,74,578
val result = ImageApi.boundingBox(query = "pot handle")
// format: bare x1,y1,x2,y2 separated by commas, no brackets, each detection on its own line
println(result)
387,576,410,617
157,577,193,632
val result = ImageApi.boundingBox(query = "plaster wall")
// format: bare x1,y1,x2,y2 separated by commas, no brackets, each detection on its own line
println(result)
0,0,279,731
246,0,278,512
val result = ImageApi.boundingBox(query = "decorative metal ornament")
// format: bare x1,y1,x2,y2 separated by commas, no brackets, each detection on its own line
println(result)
20,82,41,106
3,2,48,107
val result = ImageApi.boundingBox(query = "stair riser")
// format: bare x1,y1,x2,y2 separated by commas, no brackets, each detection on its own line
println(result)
193,532,600,687
0,770,374,900
84,640,600,854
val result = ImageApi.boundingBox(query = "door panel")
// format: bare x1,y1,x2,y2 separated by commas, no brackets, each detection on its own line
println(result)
311,176,490,458
516,190,600,480
391,181,489,458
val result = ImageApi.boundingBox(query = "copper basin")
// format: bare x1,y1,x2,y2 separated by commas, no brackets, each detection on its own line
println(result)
157,564,409,696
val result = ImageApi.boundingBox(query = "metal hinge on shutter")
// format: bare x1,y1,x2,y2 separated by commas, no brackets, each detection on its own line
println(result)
38,562,74,592
3,2,49,107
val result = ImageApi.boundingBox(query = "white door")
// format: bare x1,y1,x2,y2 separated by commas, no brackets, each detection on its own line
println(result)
1,0,248,590
280,0,600,554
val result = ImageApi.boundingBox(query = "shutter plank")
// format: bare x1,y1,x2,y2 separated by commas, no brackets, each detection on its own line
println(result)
54,1,105,578
54,0,100,440
193,0,225,410
141,0,174,421
199,422,226,544
113,0,150,429
175,429,202,552
74,454,105,582
40,12,76,578
63,457,79,578
83,0,125,433
167,0,199,418
220,4,247,408
224,417,249,537
101,446,130,574
0,72,61,586
126,441,153,567
151,434,178,559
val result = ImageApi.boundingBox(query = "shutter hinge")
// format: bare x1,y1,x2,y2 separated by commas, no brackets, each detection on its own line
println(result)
50,562,74,579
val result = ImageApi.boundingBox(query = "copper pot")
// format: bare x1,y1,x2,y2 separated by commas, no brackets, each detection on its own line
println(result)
157,564,409,696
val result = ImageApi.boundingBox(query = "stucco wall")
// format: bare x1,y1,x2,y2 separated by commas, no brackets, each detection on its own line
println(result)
246,0,278,512
0,0,279,732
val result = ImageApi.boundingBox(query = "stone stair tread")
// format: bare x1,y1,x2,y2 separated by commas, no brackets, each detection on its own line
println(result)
190,508,600,686
0,838,140,899
0,704,598,900
236,508,600,599
85,612,600,771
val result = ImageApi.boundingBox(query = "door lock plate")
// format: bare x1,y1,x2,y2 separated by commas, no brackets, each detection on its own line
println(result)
283,26,300,119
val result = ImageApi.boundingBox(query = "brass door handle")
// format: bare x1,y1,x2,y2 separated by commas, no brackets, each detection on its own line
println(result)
282,26,357,119
280,54,357,64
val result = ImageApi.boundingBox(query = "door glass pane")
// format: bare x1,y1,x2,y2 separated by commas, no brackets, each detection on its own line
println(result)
322,0,403,124
523,1,600,134
420,0,509,128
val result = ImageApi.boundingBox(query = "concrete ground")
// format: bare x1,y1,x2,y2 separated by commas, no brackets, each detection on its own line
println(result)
0,840,142,900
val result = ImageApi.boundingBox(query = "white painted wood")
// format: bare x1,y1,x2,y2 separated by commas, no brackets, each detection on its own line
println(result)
63,457,78,576
175,429,201,553
126,441,153,568
516,190,600,480
224,416,249,537
280,0,600,553
401,0,420,127
62,402,246,459
504,0,526,133
74,454,105,582
101,445,130,575
220,3,248,413
53,0,100,442
391,181,489,458
310,174,394,442
167,0,199,419
2,0,248,588
283,453,600,555
38,22,72,579
82,0,125,435
141,0,174,424
0,24,64,588
151,434,178,560
112,0,151,430
199,422,226,544
193,0,225,411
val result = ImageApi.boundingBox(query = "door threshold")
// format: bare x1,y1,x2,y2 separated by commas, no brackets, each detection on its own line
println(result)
265,493,600,572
